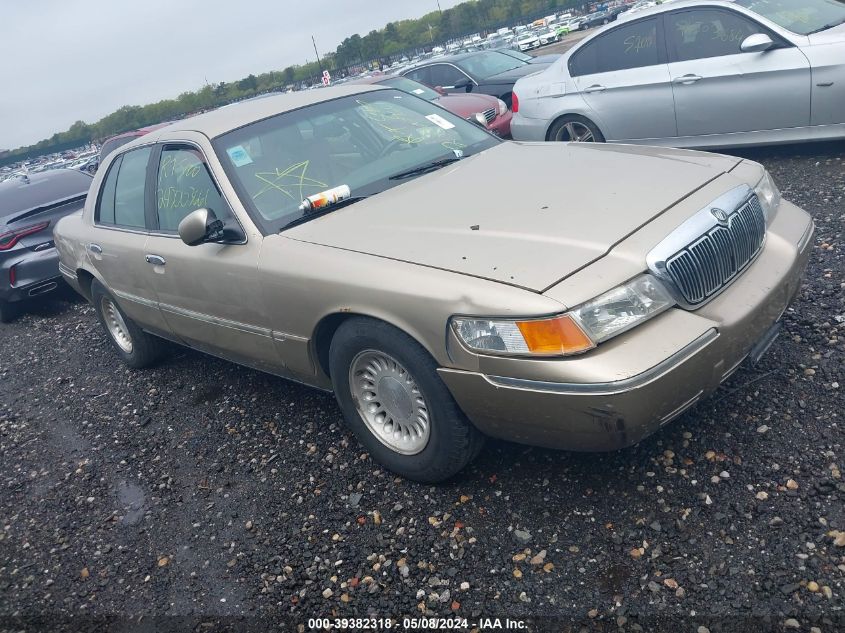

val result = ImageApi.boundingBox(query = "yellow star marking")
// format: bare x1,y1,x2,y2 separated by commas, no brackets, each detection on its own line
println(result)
253,161,328,202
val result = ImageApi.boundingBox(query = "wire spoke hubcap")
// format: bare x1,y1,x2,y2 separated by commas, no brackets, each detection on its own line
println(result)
349,350,430,455
101,297,133,353
558,121,595,142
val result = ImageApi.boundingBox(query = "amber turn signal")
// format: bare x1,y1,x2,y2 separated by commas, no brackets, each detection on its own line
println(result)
516,314,595,355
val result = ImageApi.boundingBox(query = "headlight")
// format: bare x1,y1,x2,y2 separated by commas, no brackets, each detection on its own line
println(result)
569,274,675,343
451,314,595,356
451,274,675,357
497,99,508,115
754,170,780,219
473,112,488,127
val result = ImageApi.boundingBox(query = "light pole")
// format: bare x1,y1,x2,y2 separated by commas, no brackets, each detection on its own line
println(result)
311,35,322,70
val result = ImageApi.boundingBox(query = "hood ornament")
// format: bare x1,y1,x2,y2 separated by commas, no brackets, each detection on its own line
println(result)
710,207,729,225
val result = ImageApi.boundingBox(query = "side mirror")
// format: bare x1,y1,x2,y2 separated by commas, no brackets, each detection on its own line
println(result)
454,77,472,92
178,208,225,246
740,33,774,53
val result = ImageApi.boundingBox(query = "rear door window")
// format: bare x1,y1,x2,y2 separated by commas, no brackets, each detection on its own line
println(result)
569,17,661,76
403,66,432,86
96,156,121,225
97,146,151,228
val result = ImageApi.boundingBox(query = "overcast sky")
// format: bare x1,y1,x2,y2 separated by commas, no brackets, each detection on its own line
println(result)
0,0,463,150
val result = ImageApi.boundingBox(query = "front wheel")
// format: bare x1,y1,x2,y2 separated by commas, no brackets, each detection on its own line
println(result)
548,115,605,143
329,317,484,483
91,279,166,369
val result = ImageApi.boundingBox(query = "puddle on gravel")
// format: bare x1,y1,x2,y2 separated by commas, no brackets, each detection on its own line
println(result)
116,481,146,525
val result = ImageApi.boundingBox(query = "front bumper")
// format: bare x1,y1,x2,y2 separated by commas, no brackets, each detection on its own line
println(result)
489,110,513,138
438,199,815,451
0,246,62,303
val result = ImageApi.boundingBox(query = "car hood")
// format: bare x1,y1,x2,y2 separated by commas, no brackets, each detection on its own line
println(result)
283,142,741,291
807,21,845,43
484,63,551,83
436,92,500,117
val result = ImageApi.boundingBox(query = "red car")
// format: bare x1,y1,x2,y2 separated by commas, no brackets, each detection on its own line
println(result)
351,75,512,137
99,122,173,163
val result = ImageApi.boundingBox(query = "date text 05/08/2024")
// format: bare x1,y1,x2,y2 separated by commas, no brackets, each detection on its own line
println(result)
306,617,527,629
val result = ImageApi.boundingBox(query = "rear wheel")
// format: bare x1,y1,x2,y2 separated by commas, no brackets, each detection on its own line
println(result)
329,317,484,483
91,279,165,369
0,299,19,323
548,114,605,143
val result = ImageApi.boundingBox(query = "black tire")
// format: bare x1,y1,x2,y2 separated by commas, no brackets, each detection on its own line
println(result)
0,299,20,323
547,114,605,143
329,317,484,483
91,279,165,369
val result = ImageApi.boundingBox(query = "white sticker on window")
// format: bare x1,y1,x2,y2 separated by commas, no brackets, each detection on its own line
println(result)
227,145,253,167
425,114,455,129
412,88,425,95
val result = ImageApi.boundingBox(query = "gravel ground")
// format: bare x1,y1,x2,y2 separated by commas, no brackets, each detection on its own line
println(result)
1,142,843,632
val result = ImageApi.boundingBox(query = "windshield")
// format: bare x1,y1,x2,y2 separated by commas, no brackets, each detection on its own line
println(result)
379,77,439,101
456,51,524,78
735,0,845,33
214,89,498,232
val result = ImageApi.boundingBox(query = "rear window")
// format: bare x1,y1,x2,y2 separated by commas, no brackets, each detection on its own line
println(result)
569,17,660,76
458,51,524,78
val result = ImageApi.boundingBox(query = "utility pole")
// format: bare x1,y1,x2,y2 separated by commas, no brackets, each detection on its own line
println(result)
436,0,442,15
312,35,322,71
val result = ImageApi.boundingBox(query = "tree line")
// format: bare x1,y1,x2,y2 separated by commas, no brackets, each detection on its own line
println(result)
6,0,581,162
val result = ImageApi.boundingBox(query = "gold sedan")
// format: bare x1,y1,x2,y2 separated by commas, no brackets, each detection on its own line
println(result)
54,85,814,482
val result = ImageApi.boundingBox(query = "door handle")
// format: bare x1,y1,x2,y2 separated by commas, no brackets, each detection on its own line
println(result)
145,254,166,266
89,243,102,254
673,74,703,84
584,84,606,93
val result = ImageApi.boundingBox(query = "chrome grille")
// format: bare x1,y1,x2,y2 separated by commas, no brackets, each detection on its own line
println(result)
481,107,496,124
665,195,766,305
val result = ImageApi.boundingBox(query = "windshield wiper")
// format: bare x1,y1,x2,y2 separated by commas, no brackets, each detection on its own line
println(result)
807,17,845,33
280,196,368,231
388,156,463,180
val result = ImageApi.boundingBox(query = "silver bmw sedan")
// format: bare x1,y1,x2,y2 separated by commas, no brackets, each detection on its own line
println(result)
511,0,845,148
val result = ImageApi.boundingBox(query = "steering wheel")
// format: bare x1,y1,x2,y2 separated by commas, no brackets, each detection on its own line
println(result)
377,138,414,159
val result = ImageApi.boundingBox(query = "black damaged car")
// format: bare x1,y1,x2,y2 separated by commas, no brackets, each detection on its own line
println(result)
0,169,92,322
401,50,552,108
